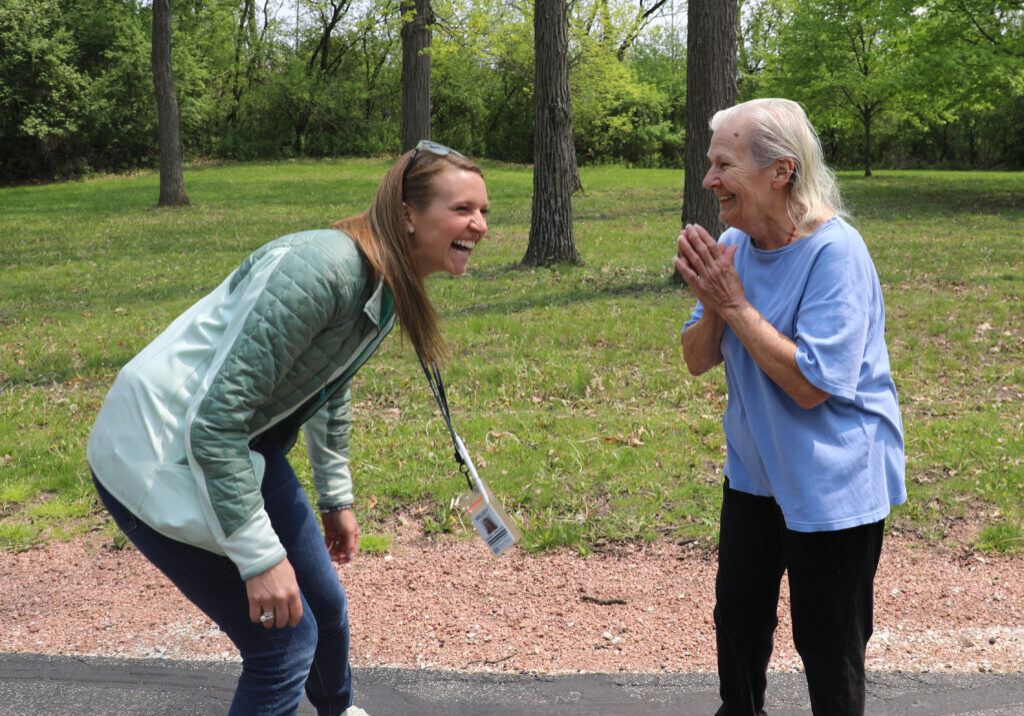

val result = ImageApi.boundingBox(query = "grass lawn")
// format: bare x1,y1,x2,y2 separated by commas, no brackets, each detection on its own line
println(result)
1,162,1021,554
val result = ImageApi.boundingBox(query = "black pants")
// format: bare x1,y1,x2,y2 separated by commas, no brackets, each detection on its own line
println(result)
714,481,885,716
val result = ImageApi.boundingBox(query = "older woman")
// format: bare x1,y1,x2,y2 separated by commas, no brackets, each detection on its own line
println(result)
88,141,488,716
674,98,905,715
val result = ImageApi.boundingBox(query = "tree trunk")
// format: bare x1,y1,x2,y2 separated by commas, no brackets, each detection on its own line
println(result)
151,0,189,208
675,0,737,281
863,111,873,177
401,0,433,152
523,0,581,267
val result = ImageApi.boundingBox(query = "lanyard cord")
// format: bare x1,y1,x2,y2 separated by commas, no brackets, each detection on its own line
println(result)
419,356,474,491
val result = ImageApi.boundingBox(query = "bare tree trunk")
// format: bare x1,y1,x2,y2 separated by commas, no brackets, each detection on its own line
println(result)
401,0,433,152
675,0,737,281
152,0,189,208
863,110,873,177
523,0,581,267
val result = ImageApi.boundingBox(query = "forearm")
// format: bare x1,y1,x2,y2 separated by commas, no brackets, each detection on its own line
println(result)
681,310,726,376
720,301,829,409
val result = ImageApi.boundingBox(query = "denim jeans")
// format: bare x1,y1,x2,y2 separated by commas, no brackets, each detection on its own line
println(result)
713,480,884,716
92,435,352,716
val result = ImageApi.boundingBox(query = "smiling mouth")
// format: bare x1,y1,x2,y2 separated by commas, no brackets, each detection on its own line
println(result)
717,194,736,202
452,240,476,254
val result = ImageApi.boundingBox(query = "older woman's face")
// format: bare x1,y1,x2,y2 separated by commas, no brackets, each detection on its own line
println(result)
406,166,489,278
702,116,775,232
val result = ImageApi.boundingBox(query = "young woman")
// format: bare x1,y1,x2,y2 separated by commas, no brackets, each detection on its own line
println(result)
88,141,489,716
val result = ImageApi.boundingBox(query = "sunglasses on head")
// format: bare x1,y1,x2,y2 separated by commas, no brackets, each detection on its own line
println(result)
401,140,465,200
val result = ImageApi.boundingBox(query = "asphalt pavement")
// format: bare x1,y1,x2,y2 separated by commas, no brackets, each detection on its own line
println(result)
1,652,1023,715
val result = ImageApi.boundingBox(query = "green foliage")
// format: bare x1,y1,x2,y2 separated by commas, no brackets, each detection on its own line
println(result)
0,0,1021,179
0,0,88,180
1,162,1022,554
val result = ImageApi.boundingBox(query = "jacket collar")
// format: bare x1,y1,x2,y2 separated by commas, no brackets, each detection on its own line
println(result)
363,278,394,327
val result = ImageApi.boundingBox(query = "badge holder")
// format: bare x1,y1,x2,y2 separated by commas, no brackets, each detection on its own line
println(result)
420,358,521,556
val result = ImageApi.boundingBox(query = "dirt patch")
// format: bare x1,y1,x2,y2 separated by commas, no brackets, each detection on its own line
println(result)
2,519,1022,675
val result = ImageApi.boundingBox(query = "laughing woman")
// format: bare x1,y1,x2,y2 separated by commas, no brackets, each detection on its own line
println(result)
87,142,488,716
674,99,906,716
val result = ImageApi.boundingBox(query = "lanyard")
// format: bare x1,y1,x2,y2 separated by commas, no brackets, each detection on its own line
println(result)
418,356,490,504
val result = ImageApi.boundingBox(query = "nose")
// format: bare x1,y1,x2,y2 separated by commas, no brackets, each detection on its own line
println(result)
702,167,717,189
472,210,488,235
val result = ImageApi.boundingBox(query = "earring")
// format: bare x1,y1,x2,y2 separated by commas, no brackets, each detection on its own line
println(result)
407,226,414,234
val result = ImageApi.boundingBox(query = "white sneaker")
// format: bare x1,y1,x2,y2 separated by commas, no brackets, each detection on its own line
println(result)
343,707,371,716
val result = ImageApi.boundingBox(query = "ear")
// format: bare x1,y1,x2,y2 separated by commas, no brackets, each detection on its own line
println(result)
772,158,795,189
402,202,415,234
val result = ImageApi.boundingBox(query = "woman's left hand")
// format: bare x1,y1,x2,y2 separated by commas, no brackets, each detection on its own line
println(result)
675,223,745,316
323,508,360,565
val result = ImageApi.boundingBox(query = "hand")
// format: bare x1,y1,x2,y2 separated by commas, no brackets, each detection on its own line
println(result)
674,223,744,316
323,508,360,565
246,557,303,629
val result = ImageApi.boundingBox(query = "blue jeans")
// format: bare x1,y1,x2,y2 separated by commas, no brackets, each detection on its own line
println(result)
92,435,352,716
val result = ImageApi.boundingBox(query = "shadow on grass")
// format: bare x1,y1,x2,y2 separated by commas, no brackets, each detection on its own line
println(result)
452,263,684,317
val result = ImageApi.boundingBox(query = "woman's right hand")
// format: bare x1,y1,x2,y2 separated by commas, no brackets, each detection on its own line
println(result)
675,223,743,316
245,557,303,629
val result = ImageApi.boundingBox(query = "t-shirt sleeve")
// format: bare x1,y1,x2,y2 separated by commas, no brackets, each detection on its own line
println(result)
682,300,705,334
793,237,872,401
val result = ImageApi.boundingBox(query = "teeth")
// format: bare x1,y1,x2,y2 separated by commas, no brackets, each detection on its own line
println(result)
452,241,474,251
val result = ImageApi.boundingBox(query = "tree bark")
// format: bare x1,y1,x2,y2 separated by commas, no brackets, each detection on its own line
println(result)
401,0,433,152
676,0,737,281
523,0,581,267
152,0,189,208
863,110,873,177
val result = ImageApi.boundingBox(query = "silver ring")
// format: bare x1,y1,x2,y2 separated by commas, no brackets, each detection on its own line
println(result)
259,610,274,623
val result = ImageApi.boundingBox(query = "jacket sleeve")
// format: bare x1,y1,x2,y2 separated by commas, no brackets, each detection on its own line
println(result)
303,382,355,510
185,243,357,580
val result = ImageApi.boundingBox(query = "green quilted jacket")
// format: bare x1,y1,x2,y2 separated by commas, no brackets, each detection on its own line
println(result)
87,229,395,579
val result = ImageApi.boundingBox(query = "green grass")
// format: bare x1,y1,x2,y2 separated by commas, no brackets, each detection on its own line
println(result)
1,163,1022,554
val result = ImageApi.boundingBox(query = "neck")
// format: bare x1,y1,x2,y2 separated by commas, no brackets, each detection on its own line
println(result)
749,214,798,250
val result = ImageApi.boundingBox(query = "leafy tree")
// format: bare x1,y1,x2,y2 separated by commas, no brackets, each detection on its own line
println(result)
66,0,156,172
0,0,87,181
626,21,687,165
758,0,919,177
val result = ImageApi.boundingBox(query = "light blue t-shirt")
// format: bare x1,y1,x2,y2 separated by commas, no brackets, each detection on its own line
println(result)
683,217,906,532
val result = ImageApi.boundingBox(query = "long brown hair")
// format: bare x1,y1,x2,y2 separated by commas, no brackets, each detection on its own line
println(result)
331,149,484,365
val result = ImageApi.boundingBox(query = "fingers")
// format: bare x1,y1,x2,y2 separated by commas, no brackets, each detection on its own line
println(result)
255,598,302,629
676,225,714,286
323,509,360,565
246,558,303,629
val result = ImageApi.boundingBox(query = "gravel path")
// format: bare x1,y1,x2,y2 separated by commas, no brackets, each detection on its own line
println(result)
2,521,1022,675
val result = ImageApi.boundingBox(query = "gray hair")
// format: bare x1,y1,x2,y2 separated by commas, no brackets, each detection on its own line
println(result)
710,98,845,234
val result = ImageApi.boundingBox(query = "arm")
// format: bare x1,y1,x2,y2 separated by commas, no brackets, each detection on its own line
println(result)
717,302,829,410
186,247,346,577
304,384,360,565
677,224,829,409
680,309,725,376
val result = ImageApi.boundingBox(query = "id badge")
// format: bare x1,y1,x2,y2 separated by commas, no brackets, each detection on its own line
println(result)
457,488,522,557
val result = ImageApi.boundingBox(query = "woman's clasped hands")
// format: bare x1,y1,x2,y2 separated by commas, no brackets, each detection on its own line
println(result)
674,223,744,315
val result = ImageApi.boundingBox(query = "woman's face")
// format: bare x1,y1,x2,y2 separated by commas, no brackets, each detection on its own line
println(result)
406,167,489,278
702,117,775,232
